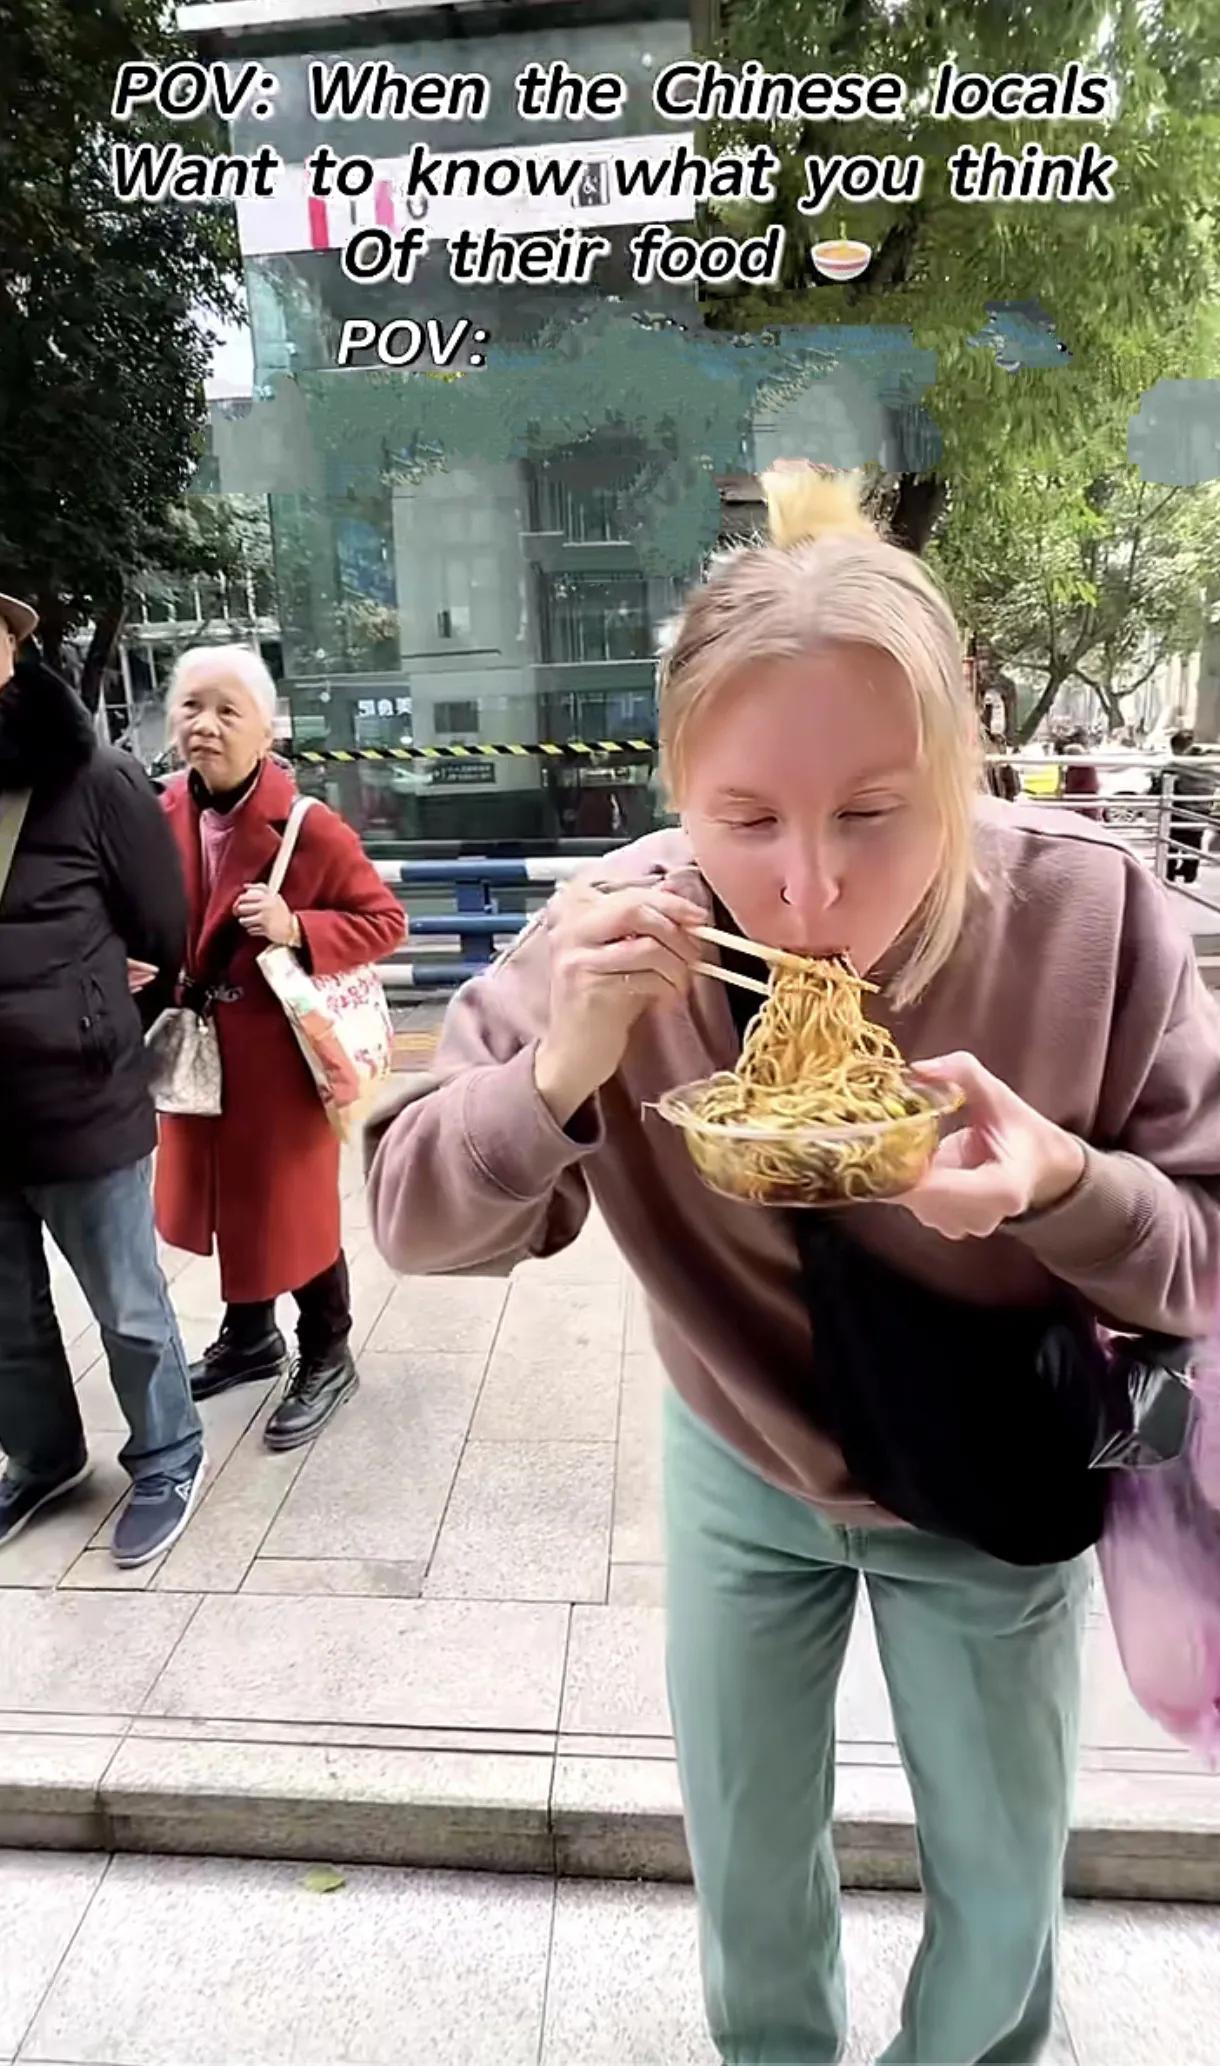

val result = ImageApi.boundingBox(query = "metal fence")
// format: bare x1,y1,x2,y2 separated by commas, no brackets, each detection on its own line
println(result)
376,855,590,992
375,754,1220,993
998,756,1220,923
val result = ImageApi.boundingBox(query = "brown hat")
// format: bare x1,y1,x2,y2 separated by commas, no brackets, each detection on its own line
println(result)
0,594,38,642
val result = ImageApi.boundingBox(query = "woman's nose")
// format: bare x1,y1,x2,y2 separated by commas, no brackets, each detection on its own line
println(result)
781,840,841,921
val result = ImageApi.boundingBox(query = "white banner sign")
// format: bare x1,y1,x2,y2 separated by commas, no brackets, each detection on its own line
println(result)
237,132,697,257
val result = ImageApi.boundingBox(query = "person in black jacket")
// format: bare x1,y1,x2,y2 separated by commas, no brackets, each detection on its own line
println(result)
1158,728,1216,884
0,594,204,1567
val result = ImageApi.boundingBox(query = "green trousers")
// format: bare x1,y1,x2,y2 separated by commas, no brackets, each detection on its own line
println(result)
664,1389,1088,2066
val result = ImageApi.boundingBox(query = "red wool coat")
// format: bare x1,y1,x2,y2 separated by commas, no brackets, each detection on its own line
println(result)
154,760,405,1302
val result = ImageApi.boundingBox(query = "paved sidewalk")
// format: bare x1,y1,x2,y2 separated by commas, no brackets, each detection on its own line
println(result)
7,1851,1219,2066
2,1147,1218,1890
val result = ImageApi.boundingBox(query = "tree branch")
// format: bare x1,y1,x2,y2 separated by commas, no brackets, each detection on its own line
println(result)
1145,487,1183,530
1016,668,1070,746
1114,639,1177,697
1067,605,1098,670
851,208,924,298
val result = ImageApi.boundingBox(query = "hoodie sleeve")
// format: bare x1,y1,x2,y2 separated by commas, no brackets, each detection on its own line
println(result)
1007,863,1220,1336
367,911,603,1276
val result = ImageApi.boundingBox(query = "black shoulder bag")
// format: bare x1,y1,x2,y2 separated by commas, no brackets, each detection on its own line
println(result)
789,1215,1191,1565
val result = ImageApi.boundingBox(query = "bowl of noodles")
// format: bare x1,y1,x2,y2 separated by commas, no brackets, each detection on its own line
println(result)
656,954,964,1208
810,236,872,282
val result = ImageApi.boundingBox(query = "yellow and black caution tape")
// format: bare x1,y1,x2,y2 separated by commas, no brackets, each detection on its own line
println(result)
291,737,658,766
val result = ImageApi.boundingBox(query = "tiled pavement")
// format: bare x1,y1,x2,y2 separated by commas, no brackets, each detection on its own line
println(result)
389,1004,444,1073
1,1135,1219,1892
5,1851,1220,2066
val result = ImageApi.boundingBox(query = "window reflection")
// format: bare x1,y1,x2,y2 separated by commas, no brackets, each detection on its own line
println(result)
537,572,652,666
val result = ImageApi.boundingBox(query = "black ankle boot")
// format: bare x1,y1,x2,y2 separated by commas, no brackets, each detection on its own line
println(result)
263,1345,358,1451
190,1324,289,1402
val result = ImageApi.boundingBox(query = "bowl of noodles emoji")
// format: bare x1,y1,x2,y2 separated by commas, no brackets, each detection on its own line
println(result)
655,955,963,1208
811,236,872,283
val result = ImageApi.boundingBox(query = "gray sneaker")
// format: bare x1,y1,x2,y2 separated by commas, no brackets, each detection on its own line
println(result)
0,1456,92,1549
111,1452,207,1569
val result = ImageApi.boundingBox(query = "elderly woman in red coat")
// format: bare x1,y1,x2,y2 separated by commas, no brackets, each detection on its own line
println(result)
154,646,405,1450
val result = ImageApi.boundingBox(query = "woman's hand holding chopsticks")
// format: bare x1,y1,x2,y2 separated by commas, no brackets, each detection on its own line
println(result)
534,882,706,1126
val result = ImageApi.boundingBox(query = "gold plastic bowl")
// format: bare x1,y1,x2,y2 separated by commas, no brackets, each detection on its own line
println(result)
654,1071,964,1208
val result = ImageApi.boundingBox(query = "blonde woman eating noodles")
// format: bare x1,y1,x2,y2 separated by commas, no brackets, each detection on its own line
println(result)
365,467,1220,2065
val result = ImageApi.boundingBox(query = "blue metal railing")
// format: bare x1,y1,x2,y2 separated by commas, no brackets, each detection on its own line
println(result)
379,853,594,990
375,858,587,887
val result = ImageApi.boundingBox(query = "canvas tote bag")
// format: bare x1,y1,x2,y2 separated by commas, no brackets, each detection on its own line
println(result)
256,796,395,1141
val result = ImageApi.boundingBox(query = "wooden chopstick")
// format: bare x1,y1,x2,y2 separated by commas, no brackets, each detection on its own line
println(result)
694,959,771,998
691,924,812,974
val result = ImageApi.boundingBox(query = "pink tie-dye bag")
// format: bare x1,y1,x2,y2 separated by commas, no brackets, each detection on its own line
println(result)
1098,1335,1220,1760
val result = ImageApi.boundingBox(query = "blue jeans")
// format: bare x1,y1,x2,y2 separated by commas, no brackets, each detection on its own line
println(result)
0,1160,202,1486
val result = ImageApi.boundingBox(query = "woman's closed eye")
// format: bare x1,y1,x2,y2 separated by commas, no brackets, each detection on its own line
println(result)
839,802,904,824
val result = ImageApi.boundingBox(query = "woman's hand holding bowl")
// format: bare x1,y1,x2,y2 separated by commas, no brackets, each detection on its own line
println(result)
891,1052,1087,1240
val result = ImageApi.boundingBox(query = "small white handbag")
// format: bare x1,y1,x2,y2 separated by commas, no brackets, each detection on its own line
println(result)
144,1002,223,1118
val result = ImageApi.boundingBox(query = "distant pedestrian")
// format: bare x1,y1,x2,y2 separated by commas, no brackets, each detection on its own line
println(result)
1159,729,1215,885
987,760,1021,801
984,733,1021,802
1061,730,1102,820
155,647,405,1450
0,595,204,1565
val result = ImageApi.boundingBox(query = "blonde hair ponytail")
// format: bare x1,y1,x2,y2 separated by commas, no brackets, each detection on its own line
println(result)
657,460,981,1008
760,461,875,549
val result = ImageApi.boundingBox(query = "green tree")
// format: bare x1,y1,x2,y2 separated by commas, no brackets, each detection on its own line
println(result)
0,0,240,707
704,0,1220,552
135,495,275,624
935,469,1220,740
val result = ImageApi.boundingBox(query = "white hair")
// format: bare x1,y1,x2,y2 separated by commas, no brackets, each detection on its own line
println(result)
167,644,278,724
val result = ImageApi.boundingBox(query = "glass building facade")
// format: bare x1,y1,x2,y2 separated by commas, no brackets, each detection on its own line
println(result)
183,0,944,841
183,0,703,840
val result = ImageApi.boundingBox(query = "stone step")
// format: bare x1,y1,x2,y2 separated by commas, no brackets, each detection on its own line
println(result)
4,1728,1218,1902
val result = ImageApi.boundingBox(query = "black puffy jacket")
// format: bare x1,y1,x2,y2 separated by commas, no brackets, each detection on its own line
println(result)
0,659,187,1183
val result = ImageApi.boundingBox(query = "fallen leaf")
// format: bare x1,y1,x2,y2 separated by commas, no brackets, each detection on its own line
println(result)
302,1866,346,1894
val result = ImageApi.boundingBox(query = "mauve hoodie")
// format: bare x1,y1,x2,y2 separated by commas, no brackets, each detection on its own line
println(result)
368,801,1220,1522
